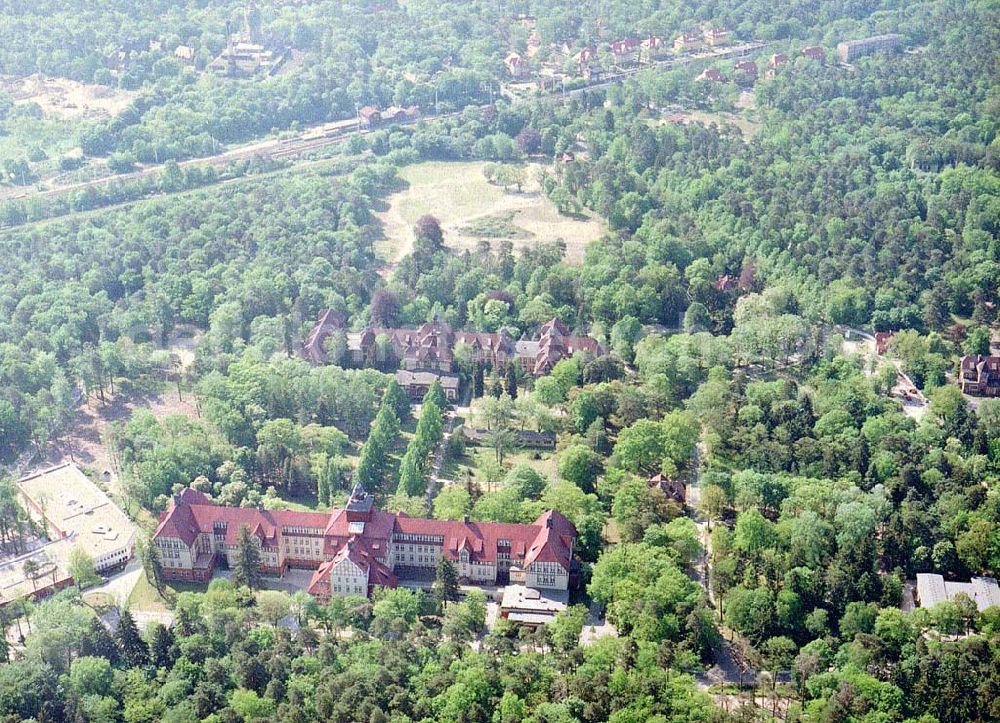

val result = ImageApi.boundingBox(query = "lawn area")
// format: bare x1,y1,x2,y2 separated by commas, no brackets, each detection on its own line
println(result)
128,573,207,612
376,160,604,265
442,445,560,488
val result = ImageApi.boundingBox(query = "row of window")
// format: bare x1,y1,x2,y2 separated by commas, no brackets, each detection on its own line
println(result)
332,584,365,595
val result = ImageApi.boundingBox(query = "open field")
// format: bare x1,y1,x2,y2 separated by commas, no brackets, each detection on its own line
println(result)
376,161,605,265
1,74,138,121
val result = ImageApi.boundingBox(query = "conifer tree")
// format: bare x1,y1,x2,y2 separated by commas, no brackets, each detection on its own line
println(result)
81,617,119,664
434,557,460,607
116,609,149,668
148,623,176,668
423,379,448,410
233,525,263,591
505,363,518,399
383,379,411,421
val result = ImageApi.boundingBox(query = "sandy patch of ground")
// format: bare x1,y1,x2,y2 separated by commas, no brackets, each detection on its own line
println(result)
680,108,761,139
41,388,200,499
1,74,138,120
168,326,204,373
376,161,604,265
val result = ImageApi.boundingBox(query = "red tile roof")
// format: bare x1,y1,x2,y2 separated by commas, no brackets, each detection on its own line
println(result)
156,488,576,574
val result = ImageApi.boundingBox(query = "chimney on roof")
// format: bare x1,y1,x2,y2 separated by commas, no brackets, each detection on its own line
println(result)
546,517,553,529
462,515,470,524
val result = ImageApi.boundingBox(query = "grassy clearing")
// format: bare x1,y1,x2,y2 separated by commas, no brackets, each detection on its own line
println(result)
442,446,560,487
128,573,208,612
376,160,604,265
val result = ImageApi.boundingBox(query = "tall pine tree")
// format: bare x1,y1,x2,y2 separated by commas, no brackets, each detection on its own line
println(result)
434,557,460,608
233,525,263,591
116,609,149,668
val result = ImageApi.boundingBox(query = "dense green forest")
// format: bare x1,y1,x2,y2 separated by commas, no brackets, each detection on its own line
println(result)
0,0,998,720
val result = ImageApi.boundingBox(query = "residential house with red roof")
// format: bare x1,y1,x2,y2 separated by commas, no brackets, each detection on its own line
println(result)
697,67,725,82
959,354,1000,397
674,33,704,53
802,46,826,62
610,38,641,64
734,59,758,84
703,27,731,47
154,484,577,600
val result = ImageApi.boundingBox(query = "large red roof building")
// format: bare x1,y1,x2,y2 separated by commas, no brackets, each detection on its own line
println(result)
301,315,605,379
154,485,577,602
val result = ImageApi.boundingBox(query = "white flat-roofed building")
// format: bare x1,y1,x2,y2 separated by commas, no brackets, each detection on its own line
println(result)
915,573,1000,612
17,464,136,572
500,584,568,627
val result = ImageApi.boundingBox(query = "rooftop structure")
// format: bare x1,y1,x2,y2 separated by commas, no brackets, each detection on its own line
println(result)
837,34,904,63
697,67,724,82
154,485,577,600
915,573,1000,612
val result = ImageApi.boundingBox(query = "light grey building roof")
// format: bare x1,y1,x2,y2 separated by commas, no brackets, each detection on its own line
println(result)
916,573,1000,612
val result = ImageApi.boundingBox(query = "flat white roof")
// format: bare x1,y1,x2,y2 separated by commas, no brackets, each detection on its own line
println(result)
17,464,136,563
500,584,568,614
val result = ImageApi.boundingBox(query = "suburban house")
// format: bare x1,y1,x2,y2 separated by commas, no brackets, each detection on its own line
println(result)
505,52,531,79
875,331,894,355
642,36,668,59
576,46,601,79
358,106,381,129
610,38,641,64
802,45,826,62
768,53,789,76
697,67,724,82
959,354,1000,396
703,27,731,47
734,59,758,83
915,573,1000,612
673,33,704,53
154,485,578,601
647,473,686,505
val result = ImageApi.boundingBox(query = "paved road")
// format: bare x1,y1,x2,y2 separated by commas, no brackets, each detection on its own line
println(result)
87,555,144,608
